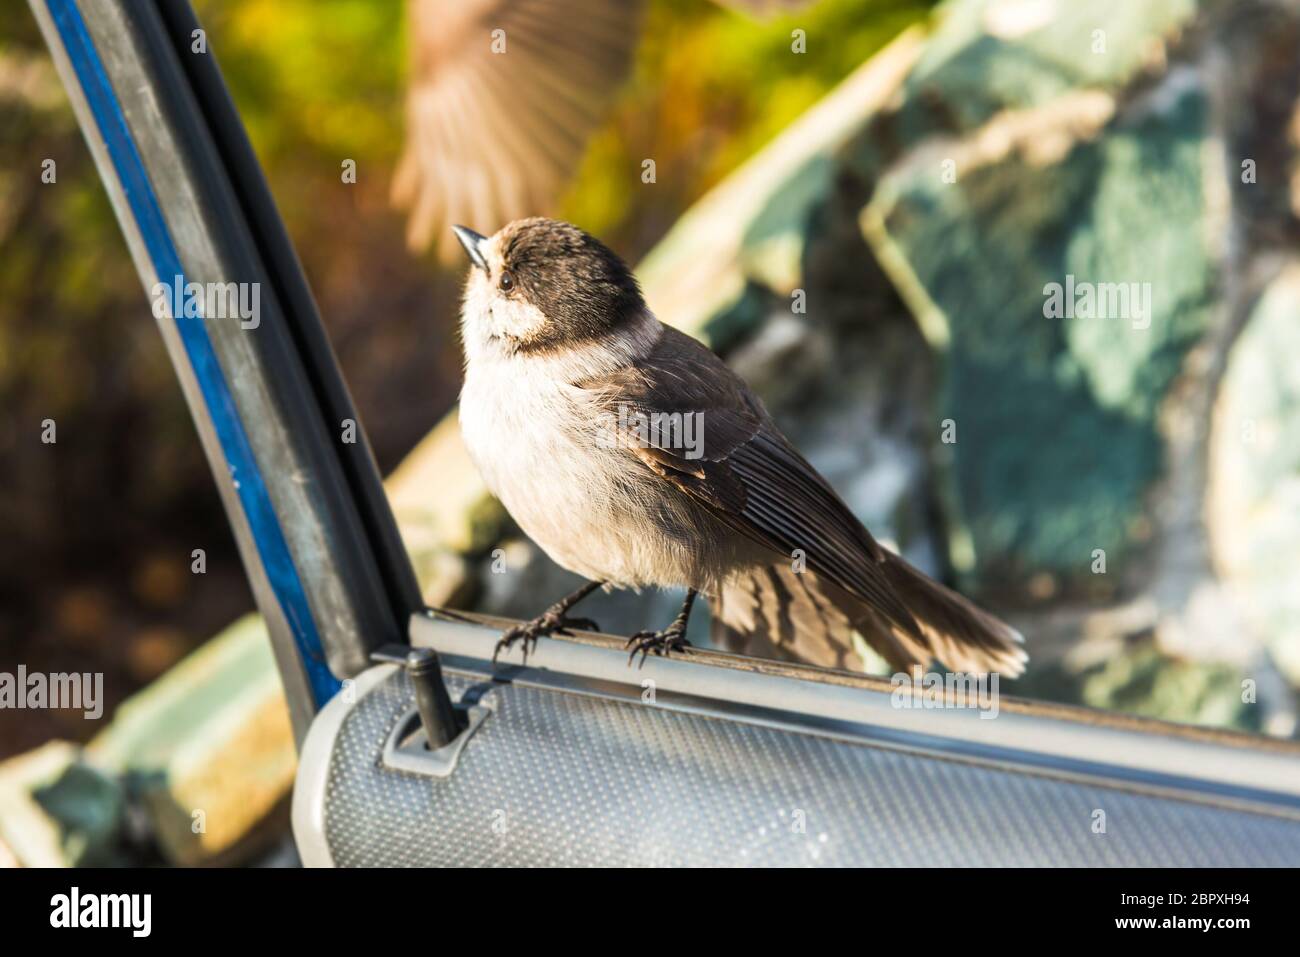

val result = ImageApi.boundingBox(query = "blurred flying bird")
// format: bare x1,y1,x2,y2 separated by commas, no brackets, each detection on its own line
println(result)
394,0,809,261
453,217,1028,675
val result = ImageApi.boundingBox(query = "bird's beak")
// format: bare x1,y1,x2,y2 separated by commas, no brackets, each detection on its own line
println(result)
452,225,489,273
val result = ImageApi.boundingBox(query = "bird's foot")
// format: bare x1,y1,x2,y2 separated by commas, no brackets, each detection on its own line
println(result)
625,623,691,667
493,609,599,665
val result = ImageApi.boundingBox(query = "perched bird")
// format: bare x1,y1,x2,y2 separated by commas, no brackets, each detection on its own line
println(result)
453,218,1027,676
394,0,807,261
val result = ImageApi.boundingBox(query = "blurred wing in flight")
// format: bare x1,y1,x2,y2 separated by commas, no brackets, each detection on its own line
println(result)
392,0,645,261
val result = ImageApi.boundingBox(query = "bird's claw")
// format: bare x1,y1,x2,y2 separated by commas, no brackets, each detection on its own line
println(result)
625,626,691,667
493,611,600,665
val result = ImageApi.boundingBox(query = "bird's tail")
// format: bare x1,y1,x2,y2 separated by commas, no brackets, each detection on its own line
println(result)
710,553,1026,677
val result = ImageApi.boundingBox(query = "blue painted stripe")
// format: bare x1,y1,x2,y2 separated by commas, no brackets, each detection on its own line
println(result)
47,0,340,704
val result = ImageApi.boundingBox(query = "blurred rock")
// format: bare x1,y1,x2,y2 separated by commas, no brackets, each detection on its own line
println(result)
1209,266,1300,687
87,615,294,866
859,0,1213,592
1080,642,1256,732
874,0,1197,146
0,741,123,866
839,0,1300,728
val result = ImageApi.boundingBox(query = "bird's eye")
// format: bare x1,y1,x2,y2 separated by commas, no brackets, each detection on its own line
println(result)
499,271,514,292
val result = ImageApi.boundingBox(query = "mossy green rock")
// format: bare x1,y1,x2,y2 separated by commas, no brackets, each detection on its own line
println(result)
894,0,1195,135
0,742,124,867
1080,644,1256,732
861,2,1214,589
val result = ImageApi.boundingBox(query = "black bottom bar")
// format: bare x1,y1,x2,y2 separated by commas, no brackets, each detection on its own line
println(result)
2,866,1284,940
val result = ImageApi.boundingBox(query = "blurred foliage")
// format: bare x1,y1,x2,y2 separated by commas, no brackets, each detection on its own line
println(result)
191,0,407,227
570,0,935,249
0,0,933,755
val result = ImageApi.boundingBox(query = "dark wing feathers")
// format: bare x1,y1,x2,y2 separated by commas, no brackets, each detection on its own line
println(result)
725,432,921,637
578,327,923,641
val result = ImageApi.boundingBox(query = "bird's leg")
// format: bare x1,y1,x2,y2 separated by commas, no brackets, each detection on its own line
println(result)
626,589,696,667
493,580,604,664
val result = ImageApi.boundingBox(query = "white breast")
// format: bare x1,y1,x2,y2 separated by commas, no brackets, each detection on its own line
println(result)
459,351,649,586
457,313,765,592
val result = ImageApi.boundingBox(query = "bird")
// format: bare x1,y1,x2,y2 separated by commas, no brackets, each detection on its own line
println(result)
394,0,808,261
452,217,1027,676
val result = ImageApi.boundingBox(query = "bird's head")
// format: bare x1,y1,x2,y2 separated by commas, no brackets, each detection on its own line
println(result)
454,218,645,361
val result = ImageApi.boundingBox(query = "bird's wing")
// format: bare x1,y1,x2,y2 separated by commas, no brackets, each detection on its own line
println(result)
393,0,644,260
576,326,923,639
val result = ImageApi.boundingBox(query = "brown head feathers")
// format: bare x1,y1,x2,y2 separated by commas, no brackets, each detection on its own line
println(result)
496,218,645,353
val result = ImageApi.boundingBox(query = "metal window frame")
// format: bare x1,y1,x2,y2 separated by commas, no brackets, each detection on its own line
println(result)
422,612,1300,811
